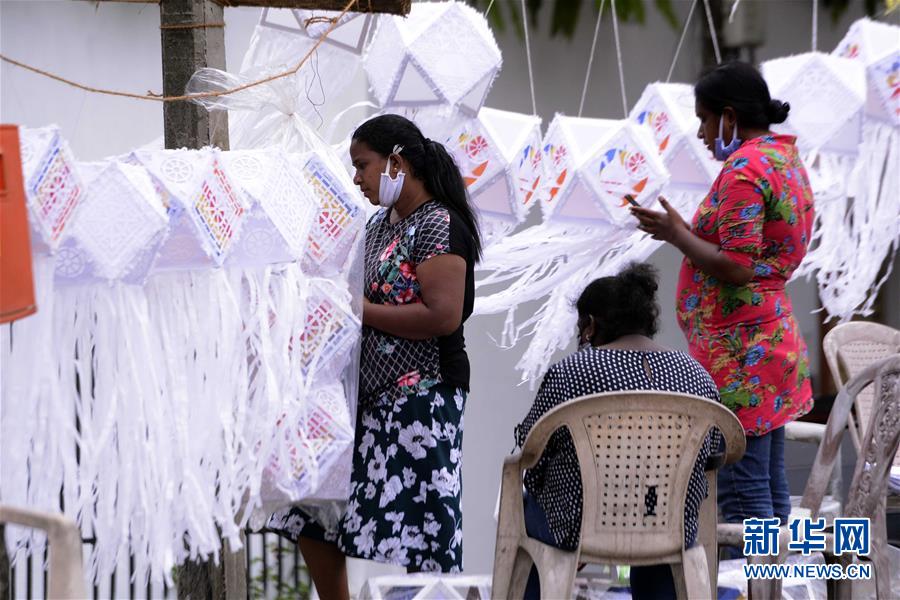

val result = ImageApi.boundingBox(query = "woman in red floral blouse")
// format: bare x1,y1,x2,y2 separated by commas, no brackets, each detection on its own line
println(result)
632,62,814,536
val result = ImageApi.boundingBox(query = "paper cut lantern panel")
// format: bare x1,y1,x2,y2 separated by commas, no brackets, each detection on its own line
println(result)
834,18,900,126
221,149,318,267
436,108,543,226
19,126,85,254
54,161,168,285
540,115,668,227
299,152,366,275
762,53,866,155
134,148,250,271
630,83,718,191
363,1,501,115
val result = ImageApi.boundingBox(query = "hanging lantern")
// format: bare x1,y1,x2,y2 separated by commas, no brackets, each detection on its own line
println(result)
134,148,250,270
363,1,502,116
834,18,900,126
540,115,669,227
423,107,543,241
298,152,366,276
53,161,168,285
630,83,718,195
19,126,85,254
220,149,318,267
762,53,866,155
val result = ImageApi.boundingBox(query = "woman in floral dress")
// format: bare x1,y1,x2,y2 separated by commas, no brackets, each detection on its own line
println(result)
632,62,814,536
269,114,481,598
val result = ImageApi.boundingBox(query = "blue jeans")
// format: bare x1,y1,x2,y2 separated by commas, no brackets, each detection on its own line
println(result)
717,425,790,557
522,493,677,600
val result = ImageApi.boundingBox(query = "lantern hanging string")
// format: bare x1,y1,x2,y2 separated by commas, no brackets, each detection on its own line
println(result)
610,0,628,117
702,0,722,64
578,0,606,117
520,0,538,116
666,0,698,83
812,0,819,51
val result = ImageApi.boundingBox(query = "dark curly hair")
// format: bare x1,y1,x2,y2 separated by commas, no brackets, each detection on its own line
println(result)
575,262,660,345
695,61,790,130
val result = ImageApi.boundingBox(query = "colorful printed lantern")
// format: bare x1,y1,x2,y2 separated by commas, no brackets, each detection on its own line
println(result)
762,53,866,155
540,115,668,227
19,126,84,253
135,148,250,269
834,18,900,126
299,152,365,275
295,279,360,383
630,83,718,192
220,149,318,267
57,161,168,284
434,108,543,231
363,1,501,116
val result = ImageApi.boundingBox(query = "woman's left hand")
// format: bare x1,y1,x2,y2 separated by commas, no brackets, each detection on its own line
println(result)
630,196,689,243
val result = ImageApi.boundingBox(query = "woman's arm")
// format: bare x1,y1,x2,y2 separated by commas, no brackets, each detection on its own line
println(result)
631,197,754,286
363,253,466,340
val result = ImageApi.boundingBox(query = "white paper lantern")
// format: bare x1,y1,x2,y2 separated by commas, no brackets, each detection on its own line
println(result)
630,83,718,191
134,148,251,269
259,7,375,55
53,161,168,284
363,1,501,116
220,149,318,267
762,53,867,155
540,115,669,227
834,18,900,126
435,108,543,229
19,126,85,254
299,152,366,275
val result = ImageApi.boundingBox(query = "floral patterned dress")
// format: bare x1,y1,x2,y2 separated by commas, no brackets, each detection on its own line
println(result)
269,200,475,573
676,135,815,436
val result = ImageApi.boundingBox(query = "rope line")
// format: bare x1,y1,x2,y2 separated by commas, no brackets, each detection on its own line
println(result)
610,0,628,117
578,0,606,117
702,0,722,64
0,0,354,103
666,0,697,83
520,0,537,116
159,22,225,30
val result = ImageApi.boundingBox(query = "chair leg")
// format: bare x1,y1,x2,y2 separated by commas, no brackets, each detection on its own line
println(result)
872,507,891,600
671,546,711,600
491,537,523,600
531,543,579,600
699,471,718,598
746,553,782,600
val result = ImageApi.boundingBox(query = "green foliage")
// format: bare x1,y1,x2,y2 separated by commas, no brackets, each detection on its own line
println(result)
469,0,887,40
248,542,311,600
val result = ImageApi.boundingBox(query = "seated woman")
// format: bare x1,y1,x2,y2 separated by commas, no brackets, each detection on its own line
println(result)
513,263,719,600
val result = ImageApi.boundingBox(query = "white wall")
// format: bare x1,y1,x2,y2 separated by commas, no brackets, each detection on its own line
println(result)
2,0,894,587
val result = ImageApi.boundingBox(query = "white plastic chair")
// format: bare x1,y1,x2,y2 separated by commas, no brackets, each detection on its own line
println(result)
491,391,745,599
0,504,86,599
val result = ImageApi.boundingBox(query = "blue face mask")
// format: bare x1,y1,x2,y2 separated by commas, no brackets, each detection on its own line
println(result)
714,115,741,161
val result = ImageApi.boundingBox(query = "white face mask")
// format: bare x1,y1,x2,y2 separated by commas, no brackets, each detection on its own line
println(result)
378,144,405,208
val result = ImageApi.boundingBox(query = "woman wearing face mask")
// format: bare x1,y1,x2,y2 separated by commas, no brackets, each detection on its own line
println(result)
631,61,815,545
514,263,720,600
268,114,481,598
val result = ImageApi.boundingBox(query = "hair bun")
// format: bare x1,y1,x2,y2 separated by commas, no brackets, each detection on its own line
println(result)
766,99,790,124
620,262,658,297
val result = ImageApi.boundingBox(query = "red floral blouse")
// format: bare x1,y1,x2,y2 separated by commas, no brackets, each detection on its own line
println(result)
676,134,815,436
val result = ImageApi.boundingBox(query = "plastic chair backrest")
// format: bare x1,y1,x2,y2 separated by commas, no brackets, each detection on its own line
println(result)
519,391,744,563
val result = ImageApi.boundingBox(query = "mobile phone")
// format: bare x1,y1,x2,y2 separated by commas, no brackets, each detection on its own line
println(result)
624,194,640,207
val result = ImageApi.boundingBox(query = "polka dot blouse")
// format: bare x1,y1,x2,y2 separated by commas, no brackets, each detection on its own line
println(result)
514,347,721,551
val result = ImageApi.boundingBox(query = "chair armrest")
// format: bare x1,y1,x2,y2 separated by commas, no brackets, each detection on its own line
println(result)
785,421,827,444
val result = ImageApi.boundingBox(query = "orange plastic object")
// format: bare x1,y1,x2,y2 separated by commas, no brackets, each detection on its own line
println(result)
0,124,37,324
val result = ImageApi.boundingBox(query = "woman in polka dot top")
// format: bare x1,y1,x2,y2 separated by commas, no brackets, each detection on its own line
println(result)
514,262,720,600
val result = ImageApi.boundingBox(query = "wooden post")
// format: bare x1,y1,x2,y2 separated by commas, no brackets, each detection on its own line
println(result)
160,0,229,150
